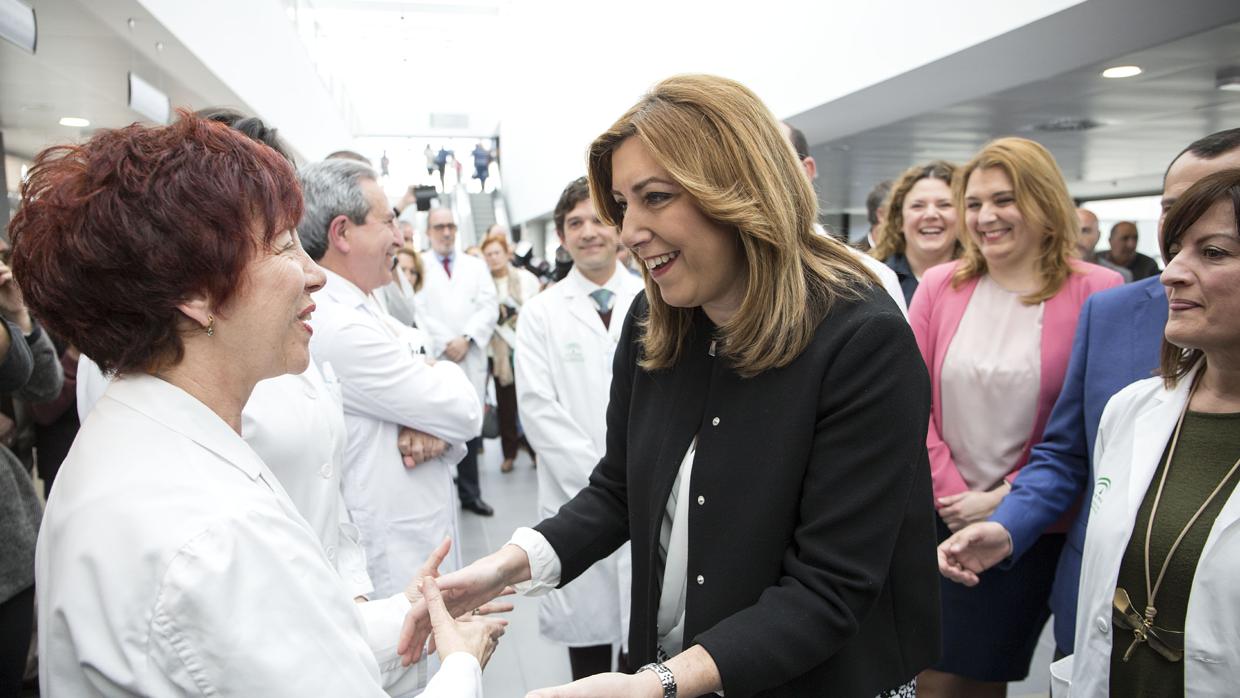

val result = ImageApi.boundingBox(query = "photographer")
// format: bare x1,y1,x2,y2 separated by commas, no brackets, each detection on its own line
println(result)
480,232,540,473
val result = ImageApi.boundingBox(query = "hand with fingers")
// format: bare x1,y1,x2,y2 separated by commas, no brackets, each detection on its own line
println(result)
397,427,448,469
936,481,1010,532
937,521,1014,586
422,577,507,670
0,259,32,333
398,544,529,666
403,537,454,605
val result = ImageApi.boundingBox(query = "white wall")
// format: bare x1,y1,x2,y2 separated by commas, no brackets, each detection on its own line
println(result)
136,0,353,161
497,0,1083,223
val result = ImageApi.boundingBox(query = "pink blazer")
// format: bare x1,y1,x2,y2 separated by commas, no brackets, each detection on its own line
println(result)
909,259,1124,505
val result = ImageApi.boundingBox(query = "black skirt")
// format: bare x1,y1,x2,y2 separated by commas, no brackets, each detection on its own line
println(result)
934,516,1064,682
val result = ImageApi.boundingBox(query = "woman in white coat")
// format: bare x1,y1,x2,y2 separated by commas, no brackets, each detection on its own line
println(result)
13,113,501,696
1052,168,1240,696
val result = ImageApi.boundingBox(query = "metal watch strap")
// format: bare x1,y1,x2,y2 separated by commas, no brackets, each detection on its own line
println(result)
638,662,677,698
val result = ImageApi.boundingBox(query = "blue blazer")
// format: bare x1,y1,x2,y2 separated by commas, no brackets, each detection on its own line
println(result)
989,275,1167,653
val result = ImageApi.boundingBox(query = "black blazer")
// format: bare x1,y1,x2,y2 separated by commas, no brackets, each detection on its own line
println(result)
536,285,940,697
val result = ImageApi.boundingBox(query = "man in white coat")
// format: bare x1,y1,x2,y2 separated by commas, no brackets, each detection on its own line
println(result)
414,208,498,517
298,159,482,599
514,177,641,678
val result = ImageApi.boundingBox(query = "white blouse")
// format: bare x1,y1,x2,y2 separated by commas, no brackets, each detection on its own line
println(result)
940,275,1043,490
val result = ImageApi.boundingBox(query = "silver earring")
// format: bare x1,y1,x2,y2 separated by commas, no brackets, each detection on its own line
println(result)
206,315,215,337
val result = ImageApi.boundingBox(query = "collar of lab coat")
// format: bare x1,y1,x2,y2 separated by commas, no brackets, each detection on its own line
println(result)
562,262,632,299
104,372,269,482
1126,360,1205,515
318,267,370,311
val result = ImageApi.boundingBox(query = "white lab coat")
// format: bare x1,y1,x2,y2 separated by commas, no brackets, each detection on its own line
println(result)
812,223,909,318
311,269,482,598
77,356,375,597
414,252,499,407
514,265,641,646
36,373,482,697
376,266,420,328
1056,363,1240,696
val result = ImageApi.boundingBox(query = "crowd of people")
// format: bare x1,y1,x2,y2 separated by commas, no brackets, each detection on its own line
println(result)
0,71,1237,698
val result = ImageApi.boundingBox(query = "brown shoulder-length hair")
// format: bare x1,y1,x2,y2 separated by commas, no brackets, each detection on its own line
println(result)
1158,167,1240,388
870,160,959,261
587,74,875,377
952,137,1079,304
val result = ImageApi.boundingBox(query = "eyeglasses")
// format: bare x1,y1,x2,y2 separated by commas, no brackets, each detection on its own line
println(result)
431,222,458,233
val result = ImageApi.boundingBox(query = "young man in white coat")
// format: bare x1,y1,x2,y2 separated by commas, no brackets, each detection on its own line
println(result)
414,208,499,517
514,177,643,678
298,159,483,599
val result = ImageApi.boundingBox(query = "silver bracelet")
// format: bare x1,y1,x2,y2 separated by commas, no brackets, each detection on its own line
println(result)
638,662,677,698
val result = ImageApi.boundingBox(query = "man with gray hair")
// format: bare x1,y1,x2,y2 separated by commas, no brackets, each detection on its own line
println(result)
300,158,482,597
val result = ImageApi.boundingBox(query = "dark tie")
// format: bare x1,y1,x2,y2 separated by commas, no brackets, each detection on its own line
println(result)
590,289,615,329
441,256,452,279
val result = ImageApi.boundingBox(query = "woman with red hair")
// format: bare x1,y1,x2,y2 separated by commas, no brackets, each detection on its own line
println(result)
11,114,497,696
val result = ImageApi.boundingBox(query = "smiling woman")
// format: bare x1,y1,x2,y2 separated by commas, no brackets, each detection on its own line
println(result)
871,160,961,305
427,73,941,698
907,137,1124,698
4,113,445,696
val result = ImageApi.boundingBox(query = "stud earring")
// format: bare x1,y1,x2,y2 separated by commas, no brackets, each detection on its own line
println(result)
206,315,215,337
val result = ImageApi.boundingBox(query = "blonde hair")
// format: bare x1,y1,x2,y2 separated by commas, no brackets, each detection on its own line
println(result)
396,245,425,292
952,137,1079,304
480,232,510,254
870,160,959,261
586,74,875,377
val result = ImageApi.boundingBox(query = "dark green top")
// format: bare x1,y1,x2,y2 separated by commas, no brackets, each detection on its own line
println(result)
1111,411,1240,697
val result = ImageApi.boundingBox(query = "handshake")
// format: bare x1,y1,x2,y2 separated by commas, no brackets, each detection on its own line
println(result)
397,538,514,671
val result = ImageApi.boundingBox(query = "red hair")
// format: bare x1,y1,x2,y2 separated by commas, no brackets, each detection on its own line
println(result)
9,111,303,374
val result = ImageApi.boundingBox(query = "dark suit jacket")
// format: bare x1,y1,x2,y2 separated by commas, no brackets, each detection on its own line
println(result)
991,275,1167,652
536,286,940,697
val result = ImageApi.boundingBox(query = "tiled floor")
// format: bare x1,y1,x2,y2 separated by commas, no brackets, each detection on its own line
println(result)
466,438,1054,697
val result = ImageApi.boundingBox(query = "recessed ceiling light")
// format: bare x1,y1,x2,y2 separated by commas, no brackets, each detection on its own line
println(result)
59,116,90,128
1217,67,1240,92
1101,65,1142,79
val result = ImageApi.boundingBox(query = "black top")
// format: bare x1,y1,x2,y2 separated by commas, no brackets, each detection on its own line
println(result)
536,286,940,697
1111,411,1240,698
1101,250,1161,281
881,253,919,306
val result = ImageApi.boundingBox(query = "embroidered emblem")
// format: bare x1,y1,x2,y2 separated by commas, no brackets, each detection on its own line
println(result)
1091,475,1112,514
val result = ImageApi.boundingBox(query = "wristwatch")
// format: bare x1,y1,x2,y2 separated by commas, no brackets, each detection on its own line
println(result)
638,662,677,698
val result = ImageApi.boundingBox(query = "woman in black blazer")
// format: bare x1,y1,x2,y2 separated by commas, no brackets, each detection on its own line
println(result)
416,74,941,697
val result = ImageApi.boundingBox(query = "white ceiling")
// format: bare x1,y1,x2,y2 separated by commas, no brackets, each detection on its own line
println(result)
0,0,248,160
805,18,1240,213
289,0,506,137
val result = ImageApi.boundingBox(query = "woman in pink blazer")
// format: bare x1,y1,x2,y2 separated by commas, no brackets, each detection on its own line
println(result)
909,137,1123,698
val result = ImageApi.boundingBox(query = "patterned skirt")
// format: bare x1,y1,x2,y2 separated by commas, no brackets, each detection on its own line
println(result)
876,677,916,698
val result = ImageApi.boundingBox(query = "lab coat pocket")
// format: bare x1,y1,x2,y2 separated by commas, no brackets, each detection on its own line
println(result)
1049,654,1072,697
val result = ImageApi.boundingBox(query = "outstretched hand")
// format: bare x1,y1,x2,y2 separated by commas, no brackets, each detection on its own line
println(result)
422,577,507,670
403,537,452,605
398,544,529,666
938,521,1014,586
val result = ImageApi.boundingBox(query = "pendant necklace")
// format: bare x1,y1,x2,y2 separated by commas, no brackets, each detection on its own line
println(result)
1114,372,1240,663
